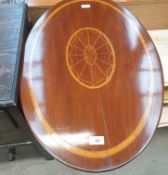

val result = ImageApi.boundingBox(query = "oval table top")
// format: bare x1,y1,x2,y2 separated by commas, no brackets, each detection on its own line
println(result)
20,0,163,172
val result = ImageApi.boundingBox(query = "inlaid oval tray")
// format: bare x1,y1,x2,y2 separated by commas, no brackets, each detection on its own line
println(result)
20,0,163,172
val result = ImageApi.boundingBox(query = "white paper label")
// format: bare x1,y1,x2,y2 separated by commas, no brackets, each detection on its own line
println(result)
81,4,91,9
89,136,104,145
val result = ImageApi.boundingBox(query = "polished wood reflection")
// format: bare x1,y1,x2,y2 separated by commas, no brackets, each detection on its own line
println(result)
20,0,163,172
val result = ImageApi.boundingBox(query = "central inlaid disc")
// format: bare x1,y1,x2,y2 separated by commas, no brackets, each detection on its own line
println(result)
84,44,97,65
66,27,115,89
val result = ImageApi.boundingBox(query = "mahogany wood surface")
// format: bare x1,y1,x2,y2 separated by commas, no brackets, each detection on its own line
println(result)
20,0,163,172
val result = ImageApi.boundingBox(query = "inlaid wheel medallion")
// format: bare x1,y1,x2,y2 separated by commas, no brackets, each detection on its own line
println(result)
66,27,115,89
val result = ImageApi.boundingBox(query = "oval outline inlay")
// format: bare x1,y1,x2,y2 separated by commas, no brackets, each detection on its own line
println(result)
26,0,155,159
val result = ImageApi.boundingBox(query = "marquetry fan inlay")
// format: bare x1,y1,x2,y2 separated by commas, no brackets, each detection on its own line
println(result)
66,27,115,89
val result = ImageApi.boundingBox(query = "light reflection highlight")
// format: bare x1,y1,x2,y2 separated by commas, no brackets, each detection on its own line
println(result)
126,22,139,51
41,131,93,148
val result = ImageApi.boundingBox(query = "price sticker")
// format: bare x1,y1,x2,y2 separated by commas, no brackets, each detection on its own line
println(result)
81,4,91,9
89,136,104,145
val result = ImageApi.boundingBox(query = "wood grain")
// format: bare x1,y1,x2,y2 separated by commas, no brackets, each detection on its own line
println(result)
164,88,168,104
21,0,163,172
159,105,168,127
27,0,168,30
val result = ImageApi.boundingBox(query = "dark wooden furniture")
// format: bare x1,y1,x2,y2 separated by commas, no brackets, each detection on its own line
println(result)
0,4,26,107
0,4,29,160
21,0,163,172
0,3,53,161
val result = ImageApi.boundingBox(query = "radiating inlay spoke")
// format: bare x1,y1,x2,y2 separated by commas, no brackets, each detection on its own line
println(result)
95,63,106,78
97,52,112,56
68,54,84,57
96,42,108,51
97,58,113,66
93,34,101,46
70,44,83,51
76,35,85,47
78,63,87,79
91,65,94,86
66,27,115,89
71,59,85,68
87,29,90,45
